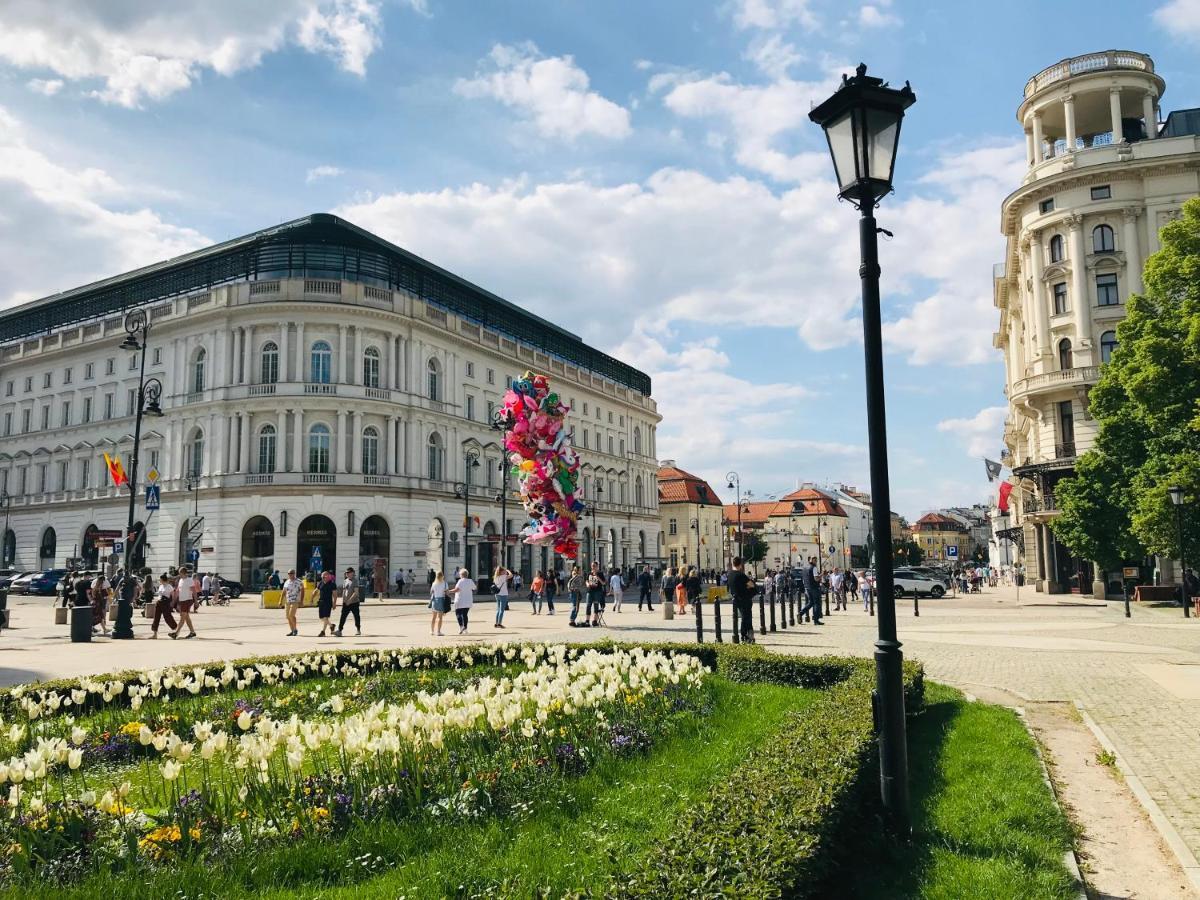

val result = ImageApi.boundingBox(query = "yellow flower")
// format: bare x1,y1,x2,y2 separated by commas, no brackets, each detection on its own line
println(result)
119,721,146,737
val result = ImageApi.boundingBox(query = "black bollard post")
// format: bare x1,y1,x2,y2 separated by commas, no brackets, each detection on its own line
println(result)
759,589,767,635
824,587,831,618
913,591,920,617
870,586,875,617
1124,581,1131,618
695,592,704,643
789,589,796,626
769,590,777,632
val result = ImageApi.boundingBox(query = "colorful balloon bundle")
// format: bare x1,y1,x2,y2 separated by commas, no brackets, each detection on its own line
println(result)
495,370,584,558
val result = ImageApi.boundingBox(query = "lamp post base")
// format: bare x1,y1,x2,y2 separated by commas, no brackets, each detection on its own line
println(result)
112,585,135,639
874,637,910,833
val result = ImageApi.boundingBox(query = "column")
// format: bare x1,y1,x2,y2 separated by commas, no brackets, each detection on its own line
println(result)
1066,215,1089,352
276,409,288,472
1063,95,1076,152
243,325,255,384
1123,207,1143,295
239,412,252,474
379,416,389,475
279,323,289,382
393,338,402,390
1024,129,1035,167
203,414,215,477
1143,92,1157,138
292,408,304,473
212,329,224,390
349,327,358,385
295,323,306,384
338,325,348,384
213,414,228,475
1029,232,1051,360
1031,112,1044,163
351,412,363,474
1109,88,1124,142
336,410,348,473
231,329,243,386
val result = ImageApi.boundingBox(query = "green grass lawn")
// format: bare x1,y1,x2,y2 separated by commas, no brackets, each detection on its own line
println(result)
14,677,813,899
842,682,1078,900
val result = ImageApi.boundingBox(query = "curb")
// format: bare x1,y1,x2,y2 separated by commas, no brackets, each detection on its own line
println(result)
1074,701,1200,894
1010,703,1090,900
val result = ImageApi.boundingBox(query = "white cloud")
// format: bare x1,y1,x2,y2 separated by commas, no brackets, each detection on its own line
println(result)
26,78,63,96
454,43,631,142
936,405,1008,459
305,164,344,183
744,34,802,79
1154,0,1200,39
0,0,390,108
728,0,817,30
859,1,901,28
0,106,207,309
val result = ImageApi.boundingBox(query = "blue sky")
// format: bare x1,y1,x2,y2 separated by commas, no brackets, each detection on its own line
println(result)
1,0,1198,517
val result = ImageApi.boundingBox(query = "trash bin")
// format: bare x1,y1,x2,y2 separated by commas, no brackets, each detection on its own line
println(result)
70,605,92,643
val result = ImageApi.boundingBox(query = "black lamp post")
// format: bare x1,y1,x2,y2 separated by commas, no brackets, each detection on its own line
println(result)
727,472,743,561
113,309,164,639
591,482,604,568
810,62,915,830
1,492,11,568
1169,485,1189,618
454,448,481,576
495,460,510,571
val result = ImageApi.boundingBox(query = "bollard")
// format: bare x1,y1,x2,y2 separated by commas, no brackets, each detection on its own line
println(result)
789,590,796,626
695,594,704,643
870,586,875,617
70,604,92,643
913,591,920,617
714,595,724,643
662,601,674,620
759,591,766,635
1123,582,1131,618
769,591,777,632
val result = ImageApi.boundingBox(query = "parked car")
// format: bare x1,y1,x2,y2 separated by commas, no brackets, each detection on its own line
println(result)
28,568,69,596
893,569,945,598
0,569,21,590
7,572,40,595
218,576,243,598
909,566,952,587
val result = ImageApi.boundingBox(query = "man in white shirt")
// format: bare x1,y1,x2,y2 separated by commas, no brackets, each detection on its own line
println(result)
608,569,625,612
282,568,303,636
200,572,212,606
448,568,476,634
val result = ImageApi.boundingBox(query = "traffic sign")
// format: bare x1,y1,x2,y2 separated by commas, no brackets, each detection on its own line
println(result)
145,484,161,510
146,467,160,483
113,540,124,554
947,546,959,558
188,548,200,563
827,545,837,555
310,545,323,570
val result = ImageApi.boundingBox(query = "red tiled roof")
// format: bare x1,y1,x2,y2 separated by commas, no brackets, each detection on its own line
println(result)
657,466,721,506
914,512,965,530
722,489,848,526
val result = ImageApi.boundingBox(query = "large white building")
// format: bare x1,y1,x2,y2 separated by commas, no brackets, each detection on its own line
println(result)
994,50,1200,594
0,214,662,589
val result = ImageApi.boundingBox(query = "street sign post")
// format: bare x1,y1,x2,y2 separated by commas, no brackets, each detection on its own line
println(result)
145,484,160,510
310,545,323,573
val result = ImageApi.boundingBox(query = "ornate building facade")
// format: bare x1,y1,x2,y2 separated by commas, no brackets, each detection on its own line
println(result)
0,215,661,589
656,462,723,572
994,50,1200,594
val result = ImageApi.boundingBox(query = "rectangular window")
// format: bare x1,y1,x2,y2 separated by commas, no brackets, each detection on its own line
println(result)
2,412,9,436
21,409,30,433
126,389,136,416
85,363,94,380
3,381,10,397
103,394,113,419
23,376,31,392
17,468,26,495
582,431,589,449
152,348,162,365
63,367,72,385
607,436,614,454
80,459,90,489
1058,400,1075,451
58,460,67,490
38,464,47,494
505,375,513,389
582,402,589,415
486,368,494,385
465,395,475,421
40,406,49,430
465,362,474,378
61,402,71,427
595,430,601,449
1039,198,1055,214
596,407,601,420
43,372,51,389
608,411,613,423
83,397,92,423
1090,185,1112,201
1096,273,1119,306
1052,282,1068,315
669,518,678,536
619,415,624,426
128,354,137,371
150,450,160,471
105,358,115,376
487,400,495,423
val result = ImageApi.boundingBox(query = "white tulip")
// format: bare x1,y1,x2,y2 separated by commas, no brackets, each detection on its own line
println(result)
67,749,82,770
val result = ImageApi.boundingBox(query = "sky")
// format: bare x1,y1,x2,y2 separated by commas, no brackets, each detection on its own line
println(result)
0,0,1198,518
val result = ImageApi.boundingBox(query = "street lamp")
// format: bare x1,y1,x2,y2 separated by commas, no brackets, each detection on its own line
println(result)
494,459,511,571
113,309,164,640
0,492,11,568
726,472,743,561
1169,485,1189,618
690,518,701,574
590,481,604,568
454,449,481,576
810,62,915,830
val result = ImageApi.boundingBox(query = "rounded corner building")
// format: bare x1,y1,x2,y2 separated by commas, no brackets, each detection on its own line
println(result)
994,50,1200,596
0,214,662,590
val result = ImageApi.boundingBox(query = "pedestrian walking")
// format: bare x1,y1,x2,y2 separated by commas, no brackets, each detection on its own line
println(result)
608,567,625,612
586,562,606,626
728,556,756,643
429,571,449,635
450,568,476,634
859,570,873,611
200,572,212,607
149,574,178,639
687,567,702,611
530,570,546,614
395,568,405,597
567,565,586,626
335,567,361,636
545,570,558,614
282,568,302,635
315,570,337,637
492,565,510,628
171,566,199,639
831,568,847,611
799,557,824,625
89,572,110,635
637,565,653,610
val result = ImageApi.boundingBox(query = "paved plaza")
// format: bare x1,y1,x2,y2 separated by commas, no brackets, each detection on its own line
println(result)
4,583,1200,880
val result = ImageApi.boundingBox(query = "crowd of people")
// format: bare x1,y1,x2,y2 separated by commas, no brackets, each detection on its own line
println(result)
61,566,209,639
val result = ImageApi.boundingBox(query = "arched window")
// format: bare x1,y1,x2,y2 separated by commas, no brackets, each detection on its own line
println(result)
1049,234,1064,263
1100,330,1118,364
427,358,441,402
635,474,644,507
1093,224,1115,253
310,341,332,384
362,426,379,475
1058,338,1073,371
257,424,277,473
260,341,279,384
633,427,642,455
187,428,204,478
427,432,444,481
192,348,207,394
363,347,381,388
308,423,331,473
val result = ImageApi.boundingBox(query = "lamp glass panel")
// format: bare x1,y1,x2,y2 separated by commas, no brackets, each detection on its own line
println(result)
824,110,859,191
865,107,901,184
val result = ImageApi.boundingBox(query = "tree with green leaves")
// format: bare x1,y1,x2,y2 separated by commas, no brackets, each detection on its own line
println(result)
892,538,923,566
742,532,768,565
1052,197,1200,570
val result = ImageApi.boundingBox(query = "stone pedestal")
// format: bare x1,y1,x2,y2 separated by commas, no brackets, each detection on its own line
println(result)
1092,579,1108,599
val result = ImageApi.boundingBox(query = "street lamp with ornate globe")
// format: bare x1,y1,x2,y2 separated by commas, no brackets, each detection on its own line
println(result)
809,63,915,831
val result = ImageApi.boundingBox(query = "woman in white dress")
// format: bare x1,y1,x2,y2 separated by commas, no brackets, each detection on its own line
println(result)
448,568,476,635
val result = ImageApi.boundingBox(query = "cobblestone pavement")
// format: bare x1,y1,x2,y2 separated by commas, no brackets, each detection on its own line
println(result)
4,584,1199,864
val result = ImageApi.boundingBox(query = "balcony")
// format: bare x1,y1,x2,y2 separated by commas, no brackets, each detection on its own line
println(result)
1009,366,1099,403
1054,442,1076,460
304,383,337,396
1024,50,1153,98
302,473,336,484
